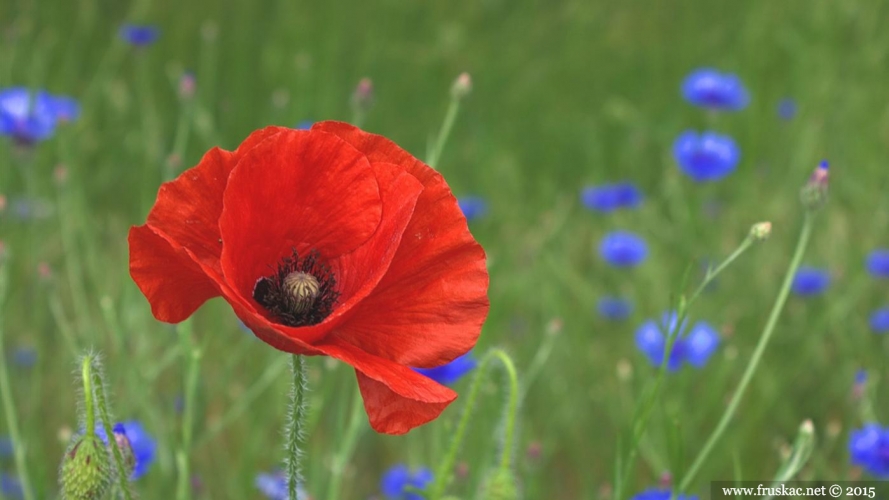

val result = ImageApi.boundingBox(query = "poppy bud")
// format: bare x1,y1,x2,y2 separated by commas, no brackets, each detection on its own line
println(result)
478,468,520,500
800,160,829,211
749,221,772,241
59,434,112,500
451,72,472,100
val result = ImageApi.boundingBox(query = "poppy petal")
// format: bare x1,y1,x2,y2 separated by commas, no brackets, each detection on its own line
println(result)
313,121,489,367
145,127,285,271
314,341,456,435
128,226,220,323
219,129,384,305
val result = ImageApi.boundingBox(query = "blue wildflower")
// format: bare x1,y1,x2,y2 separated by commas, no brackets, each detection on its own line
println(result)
295,120,314,130
580,182,643,213
635,311,720,371
10,347,36,368
777,98,797,120
869,308,889,334
458,196,488,221
791,266,830,296
599,231,648,268
0,472,22,499
413,353,476,385
0,88,78,144
96,421,156,479
381,464,433,500
865,249,889,278
856,369,868,386
9,196,53,221
631,488,698,500
849,423,889,478
681,68,749,111
255,470,308,500
596,296,633,321
673,130,740,182
0,436,12,457
119,24,160,46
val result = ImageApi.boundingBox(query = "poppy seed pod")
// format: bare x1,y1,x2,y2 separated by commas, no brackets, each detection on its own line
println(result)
59,435,112,500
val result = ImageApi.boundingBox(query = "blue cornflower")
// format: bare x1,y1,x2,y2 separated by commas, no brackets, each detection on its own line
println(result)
791,266,830,296
777,98,797,120
599,231,648,268
580,182,643,213
9,196,53,221
681,68,749,111
119,24,160,46
0,472,22,499
635,311,720,371
865,249,889,278
458,196,488,221
255,470,308,500
0,88,78,144
849,423,889,478
96,421,157,479
295,120,314,130
381,464,433,500
10,347,36,368
413,352,476,385
856,369,868,386
596,296,633,321
631,488,698,500
869,308,889,334
673,130,740,182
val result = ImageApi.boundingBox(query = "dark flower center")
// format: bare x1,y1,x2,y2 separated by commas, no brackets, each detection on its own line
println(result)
252,250,338,327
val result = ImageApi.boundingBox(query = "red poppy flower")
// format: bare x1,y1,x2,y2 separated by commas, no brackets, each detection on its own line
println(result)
128,122,489,434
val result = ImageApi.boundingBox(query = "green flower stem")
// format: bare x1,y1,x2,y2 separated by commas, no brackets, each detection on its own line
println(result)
82,357,95,435
429,348,520,500
176,319,201,500
90,357,134,500
426,96,461,169
678,213,815,491
616,230,757,500
167,90,196,181
0,264,34,500
325,389,366,500
287,354,308,500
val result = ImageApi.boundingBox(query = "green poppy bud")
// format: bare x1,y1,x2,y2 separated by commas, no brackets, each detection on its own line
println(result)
59,434,112,500
479,468,520,500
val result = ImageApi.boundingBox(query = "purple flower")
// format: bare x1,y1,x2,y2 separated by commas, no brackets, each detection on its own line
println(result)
580,182,643,213
596,296,633,321
777,98,797,120
458,196,488,221
599,231,648,268
255,470,308,500
96,421,156,479
119,24,160,46
0,88,79,144
632,488,698,500
0,473,22,499
673,130,740,182
791,266,830,296
866,249,889,278
381,464,433,500
413,352,476,385
681,68,749,111
869,308,889,334
849,423,889,478
635,311,720,371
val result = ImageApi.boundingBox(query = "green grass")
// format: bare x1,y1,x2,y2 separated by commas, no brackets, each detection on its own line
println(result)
1,0,889,498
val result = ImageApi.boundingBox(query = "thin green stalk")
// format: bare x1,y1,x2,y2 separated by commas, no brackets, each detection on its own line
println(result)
82,357,95,434
426,97,461,169
286,355,308,500
0,264,34,500
429,348,520,500
176,320,201,500
679,214,815,491
325,389,365,500
90,357,134,500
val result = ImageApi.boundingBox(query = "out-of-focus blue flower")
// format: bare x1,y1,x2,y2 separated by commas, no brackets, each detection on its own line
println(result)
295,120,314,130
681,68,749,111
865,249,889,278
10,346,36,368
673,130,740,182
0,472,22,499
635,311,720,371
413,353,476,385
119,24,160,46
596,296,633,321
849,423,889,478
599,231,648,268
580,182,643,213
458,196,488,221
96,421,156,479
869,308,889,334
856,369,868,386
631,488,698,500
381,464,433,500
0,88,79,144
255,470,308,500
8,196,53,221
777,98,797,120
0,436,13,458
791,266,830,296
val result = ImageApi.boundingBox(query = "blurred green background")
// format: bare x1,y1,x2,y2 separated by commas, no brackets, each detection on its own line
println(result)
1,0,889,498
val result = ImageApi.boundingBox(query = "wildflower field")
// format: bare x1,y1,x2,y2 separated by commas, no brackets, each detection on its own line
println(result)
1,1,888,499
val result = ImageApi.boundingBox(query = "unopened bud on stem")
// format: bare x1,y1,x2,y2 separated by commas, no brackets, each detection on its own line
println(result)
451,72,472,100
749,221,772,241
800,160,829,211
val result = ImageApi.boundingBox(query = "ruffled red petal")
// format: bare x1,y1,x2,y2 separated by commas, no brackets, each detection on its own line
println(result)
313,121,489,367
128,225,220,323
313,341,456,434
218,129,384,311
